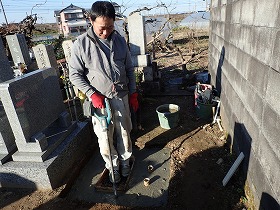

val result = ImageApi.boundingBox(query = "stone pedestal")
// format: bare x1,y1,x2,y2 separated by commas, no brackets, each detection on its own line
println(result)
0,121,96,189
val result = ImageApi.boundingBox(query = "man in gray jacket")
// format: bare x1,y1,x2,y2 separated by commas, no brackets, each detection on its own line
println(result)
69,1,138,183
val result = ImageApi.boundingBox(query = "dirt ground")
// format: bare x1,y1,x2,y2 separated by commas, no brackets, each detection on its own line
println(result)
0,20,255,210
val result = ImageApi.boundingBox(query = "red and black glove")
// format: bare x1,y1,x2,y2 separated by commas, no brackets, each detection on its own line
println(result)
90,92,105,109
129,92,139,112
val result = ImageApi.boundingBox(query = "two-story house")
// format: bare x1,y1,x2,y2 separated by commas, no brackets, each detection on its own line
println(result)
54,3,121,38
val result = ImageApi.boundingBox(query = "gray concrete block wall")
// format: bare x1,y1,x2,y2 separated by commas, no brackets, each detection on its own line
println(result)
209,0,280,208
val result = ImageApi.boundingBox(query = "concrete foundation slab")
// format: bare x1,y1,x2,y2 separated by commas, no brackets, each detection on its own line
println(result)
68,147,171,208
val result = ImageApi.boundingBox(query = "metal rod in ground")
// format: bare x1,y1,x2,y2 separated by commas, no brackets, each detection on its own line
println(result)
107,139,118,197
64,83,73,121
69,82,78,121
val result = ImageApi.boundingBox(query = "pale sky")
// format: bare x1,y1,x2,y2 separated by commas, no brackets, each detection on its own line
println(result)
0,0,208,24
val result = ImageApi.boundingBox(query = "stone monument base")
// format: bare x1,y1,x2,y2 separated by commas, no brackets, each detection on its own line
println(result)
0,121,96,189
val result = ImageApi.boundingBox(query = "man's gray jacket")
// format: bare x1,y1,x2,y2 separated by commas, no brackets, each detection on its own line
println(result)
69,27,136,99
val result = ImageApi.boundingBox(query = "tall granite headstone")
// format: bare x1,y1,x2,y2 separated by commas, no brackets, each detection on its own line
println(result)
0,67,95,189
128,12,147,56
128,12,153,81
6,34,31,66
0,37,17,164
0,38,13,82
0,68,68,154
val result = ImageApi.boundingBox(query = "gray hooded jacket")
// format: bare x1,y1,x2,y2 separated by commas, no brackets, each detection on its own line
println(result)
69,27,136,99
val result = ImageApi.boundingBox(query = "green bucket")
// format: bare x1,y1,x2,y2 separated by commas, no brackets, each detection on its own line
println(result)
195,100,214,119
156,104,180,129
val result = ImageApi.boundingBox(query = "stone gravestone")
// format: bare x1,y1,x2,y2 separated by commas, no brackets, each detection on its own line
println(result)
62,40,73,64
0,67,95,189
128,12,154,82
128,12,147,56
6,34,31,67
0,67,68,156
33,44,59,75
0,38,14,82
0,37,17,165
62,39,80,98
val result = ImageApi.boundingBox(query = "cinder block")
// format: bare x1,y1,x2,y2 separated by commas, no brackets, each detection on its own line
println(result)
247,57,269,96
224,23,231,40
244,86,264,127
254,0,280,27
229,24,241,47
247,147,275,209
227,44,239,71
271,31,280,72
258,29,276,66
220,6,227,22
230,1,242,24
240,26,253,55
236,50,251,80
262,103,280,159
256,132,280,195
216,22,225,38
242,108,261,148
265,69,280,114
240,0,256,25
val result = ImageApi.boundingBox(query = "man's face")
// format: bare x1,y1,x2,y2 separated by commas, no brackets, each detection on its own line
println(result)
91,16,114,39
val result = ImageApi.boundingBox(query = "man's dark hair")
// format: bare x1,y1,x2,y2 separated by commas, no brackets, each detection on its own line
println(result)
90,1,115,21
